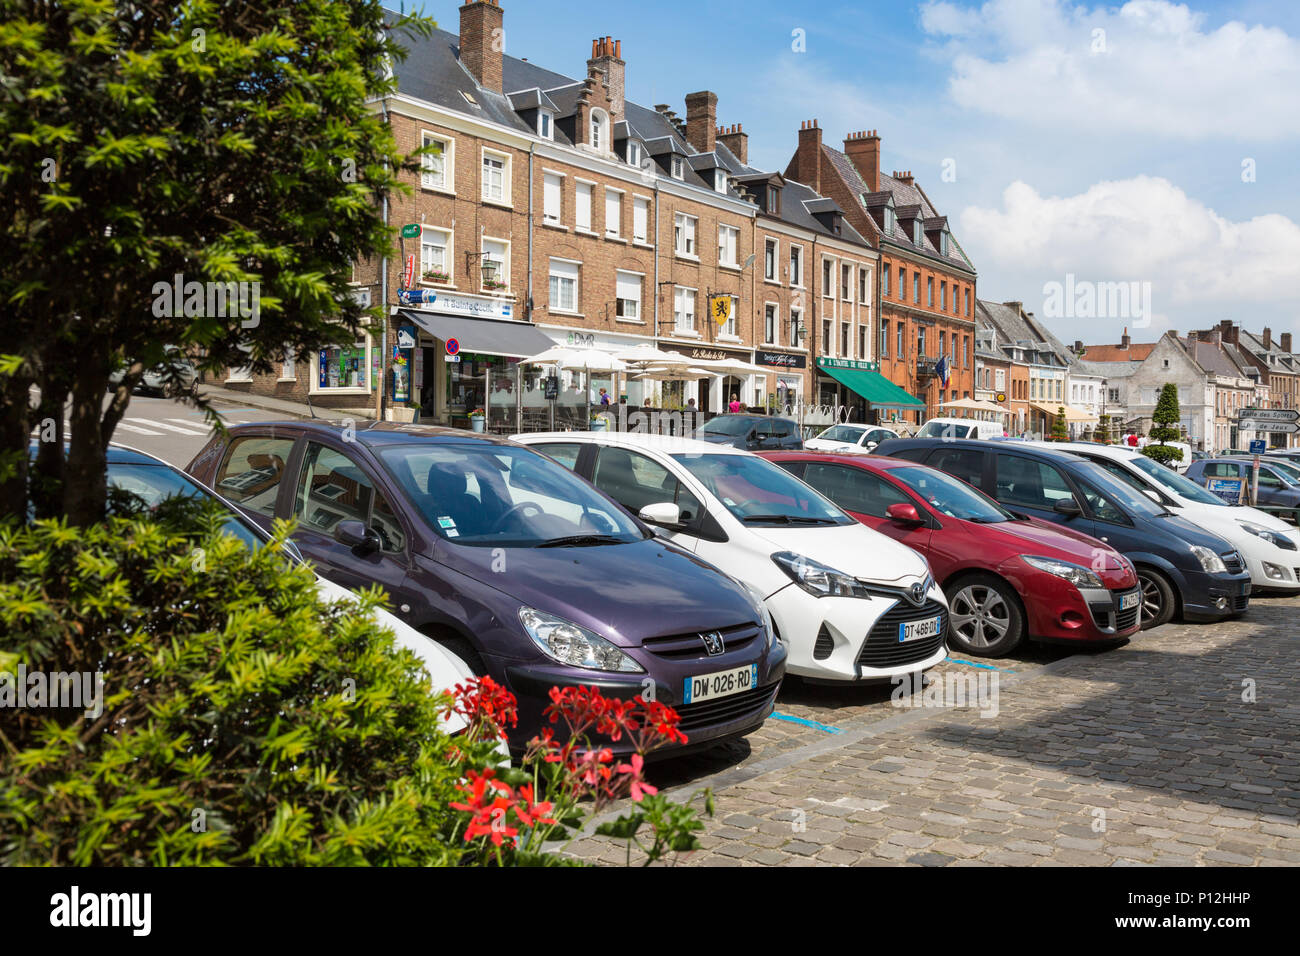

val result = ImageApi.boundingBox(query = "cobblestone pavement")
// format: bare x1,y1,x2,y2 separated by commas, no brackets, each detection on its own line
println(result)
564,593,1300,866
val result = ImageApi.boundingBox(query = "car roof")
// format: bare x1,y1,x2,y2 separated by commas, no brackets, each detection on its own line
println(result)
29,441,168,466
514,429,748,456
1020,441,1142,461
226,419,516,448
761,449,912,470
880,437,1093,464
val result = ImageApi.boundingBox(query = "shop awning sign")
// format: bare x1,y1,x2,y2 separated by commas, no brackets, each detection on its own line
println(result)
401,223,422,239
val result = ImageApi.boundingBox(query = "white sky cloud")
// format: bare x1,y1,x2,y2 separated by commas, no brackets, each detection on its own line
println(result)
920,0,1300,140
961,175,1300,336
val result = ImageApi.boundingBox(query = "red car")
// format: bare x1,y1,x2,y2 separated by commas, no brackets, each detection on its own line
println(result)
760,451,1142,657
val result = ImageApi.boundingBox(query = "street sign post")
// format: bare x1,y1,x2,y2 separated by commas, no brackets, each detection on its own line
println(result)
1239,407,1300,422
1239,421,1300,433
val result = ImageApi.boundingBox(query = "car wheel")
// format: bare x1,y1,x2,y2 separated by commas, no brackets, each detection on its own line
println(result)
945,575,1024,657
1135,568,1175,629
436,635,489,677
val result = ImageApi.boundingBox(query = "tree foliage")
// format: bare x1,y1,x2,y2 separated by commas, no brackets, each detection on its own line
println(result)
0,0,431,524
1142,382,1184,465
0,511,508,865
1050,405,1069,441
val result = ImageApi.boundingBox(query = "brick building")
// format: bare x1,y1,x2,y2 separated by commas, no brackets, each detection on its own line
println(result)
219,0,874,430
1213,322,1299,449
787,124,975,425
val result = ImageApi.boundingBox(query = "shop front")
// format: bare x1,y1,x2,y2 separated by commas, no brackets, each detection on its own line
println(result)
815,357,924,427
668,343,761,413
757,349,808,416
397,291,553,430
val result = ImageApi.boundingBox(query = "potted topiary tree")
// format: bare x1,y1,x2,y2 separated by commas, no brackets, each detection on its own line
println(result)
1142,383,1184,467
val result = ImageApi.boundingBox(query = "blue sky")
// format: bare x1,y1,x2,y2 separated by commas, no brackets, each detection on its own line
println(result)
409,0,1300,346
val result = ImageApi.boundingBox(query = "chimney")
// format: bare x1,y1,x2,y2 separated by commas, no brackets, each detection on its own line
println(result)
1121,327,1130,349
684,90,718,154
1283,332,1293,353
587,37,625,124
843,130,881,192
717,123,748,164
1263,326,1272,349
459,0,504,93
1003,300,1023,316
893,169,914,187
1074,340,1083,354
1219,319,1236,344
787,119,822,192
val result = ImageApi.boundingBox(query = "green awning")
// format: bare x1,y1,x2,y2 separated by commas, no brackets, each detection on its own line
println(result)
820,365,924,409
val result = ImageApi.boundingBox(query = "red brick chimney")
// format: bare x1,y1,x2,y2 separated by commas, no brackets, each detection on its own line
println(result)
787,119,822,192
843,130,881,192
459,0,504,93
1121,328,1130,349
684,90,718,154
1263,327,1273,349
587,37,625,124
717,123,748,164
1219,319,1236,344
892,169,914,187
1282,332,1293,353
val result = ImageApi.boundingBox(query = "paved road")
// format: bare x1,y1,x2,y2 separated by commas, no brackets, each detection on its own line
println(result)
560,594,1300,866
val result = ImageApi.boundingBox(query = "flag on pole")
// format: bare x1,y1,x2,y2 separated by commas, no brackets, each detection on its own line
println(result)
935,354,950,387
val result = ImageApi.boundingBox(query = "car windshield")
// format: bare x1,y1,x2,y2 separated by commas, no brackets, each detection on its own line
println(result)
916,421,971,439
1127,454,1226,506
699,416,755,437
106,462,266,550
377,443,645,547
1264,460,1300,485
672,452,852,524
1071,461,1169,518
890,465,1012,523
817,424,868,444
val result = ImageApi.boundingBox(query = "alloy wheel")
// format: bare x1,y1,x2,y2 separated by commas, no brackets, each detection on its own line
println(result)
950,584,1010,649
1139,575,1165,626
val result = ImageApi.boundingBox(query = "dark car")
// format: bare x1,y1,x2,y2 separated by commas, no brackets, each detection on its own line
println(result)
1186,457,1300,523
760,451,1141,656
694,414,802,451
186,421,786,755
873,438,1252,629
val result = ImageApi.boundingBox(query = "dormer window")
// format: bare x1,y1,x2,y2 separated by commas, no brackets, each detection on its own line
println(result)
590,109,608,151
671,156,684,180
913,220,923,246
938,229,950,256
766,186,780,214
714,169,727,194
537,110,553,140
627,141,642,169
883,206,896,234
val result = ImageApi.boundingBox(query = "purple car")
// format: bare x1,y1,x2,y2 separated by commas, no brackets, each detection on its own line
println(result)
186,422,786,755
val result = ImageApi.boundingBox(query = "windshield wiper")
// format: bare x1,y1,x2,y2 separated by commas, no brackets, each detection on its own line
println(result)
535,534,627,548
741,514,837,524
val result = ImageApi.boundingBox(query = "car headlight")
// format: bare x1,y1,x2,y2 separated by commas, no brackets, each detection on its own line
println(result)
518,607,643,672
1189,545,1227,574
1238,520,1298,551
771,550,874,599
737,579,779,647
1022,555,1104,589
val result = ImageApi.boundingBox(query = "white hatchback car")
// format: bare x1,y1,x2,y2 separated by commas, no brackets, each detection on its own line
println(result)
1026,441,1300,593
804,423,900,454
512,431,948,682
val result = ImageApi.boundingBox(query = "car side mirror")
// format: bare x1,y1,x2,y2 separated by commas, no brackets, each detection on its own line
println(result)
865,441,879,451
639,501,683,528
1053,498,1082,517
1143,489,1161,503
334,519,381,554
886,502,923,525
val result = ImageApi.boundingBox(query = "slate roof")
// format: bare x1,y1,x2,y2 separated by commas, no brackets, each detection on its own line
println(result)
1237,330,1300,373
1182,337,1250,379
976,300,1068,368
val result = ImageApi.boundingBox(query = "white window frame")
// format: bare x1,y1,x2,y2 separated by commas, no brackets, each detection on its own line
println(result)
674,213,697,258
548,258,580,315
419,226,453,285
632,195,650,244
764,238,778,281
311,333,373,396
789,244,803,288
764,302,779,346
718,224,739,268
481,237,510,293
590,108,608,152
574,180,594,232
627,141,643,169
714,169,727,194
420,132,453,192
542,170,563,225
673,286,697,334
719,295,739,339
616,270,643,323
671,155,684,180
537,110,553,140
481,147,511,206
604,187,623,239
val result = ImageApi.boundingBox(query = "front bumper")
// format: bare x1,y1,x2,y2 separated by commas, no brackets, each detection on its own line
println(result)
768,582,948,682
1178,568,1252,621
498,638,786,756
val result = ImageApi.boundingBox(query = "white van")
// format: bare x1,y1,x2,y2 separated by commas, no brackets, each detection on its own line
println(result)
914,417,1004,441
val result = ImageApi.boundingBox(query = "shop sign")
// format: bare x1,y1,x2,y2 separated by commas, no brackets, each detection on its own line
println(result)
816,357,879,372
758,350,807,369
406,290,513,320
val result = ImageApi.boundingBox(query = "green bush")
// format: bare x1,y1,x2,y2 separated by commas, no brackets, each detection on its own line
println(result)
0,512,502,865
1142,443,1184,466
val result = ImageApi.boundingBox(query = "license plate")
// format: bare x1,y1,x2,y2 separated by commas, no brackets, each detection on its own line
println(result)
683,664,757,704
899,615,942,643
1120,591,1140,611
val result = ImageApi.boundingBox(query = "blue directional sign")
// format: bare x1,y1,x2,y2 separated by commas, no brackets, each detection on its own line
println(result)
1250,439,1267,455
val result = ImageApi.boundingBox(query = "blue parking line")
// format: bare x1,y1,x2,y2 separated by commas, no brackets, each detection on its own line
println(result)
770,711,845,734
946,657,1016,673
